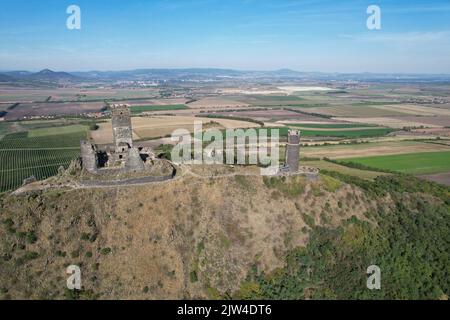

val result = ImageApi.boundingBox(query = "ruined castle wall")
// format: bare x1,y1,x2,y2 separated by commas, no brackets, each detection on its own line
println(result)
80,140,98,173
125,147,145,172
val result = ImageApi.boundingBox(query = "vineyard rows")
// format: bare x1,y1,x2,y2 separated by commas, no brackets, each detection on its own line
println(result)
0,131,85,192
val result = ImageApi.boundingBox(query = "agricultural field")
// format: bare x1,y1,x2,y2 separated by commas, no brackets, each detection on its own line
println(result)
91,116,261,143
0,87,161,103
341,151,450,175
371,104,450,116
232,95,307,106
301,140,450,159
261,125,395,139
187,97,249,109
305,105,409,117
1,82,450,191
287,123,378,129
0,119,94,137
302,159,389,180
0,127,87,192
217,109,331,122
130,104,188,114
3,101,105,120
298,128,395,138
333,117,445,128
28,124,89,137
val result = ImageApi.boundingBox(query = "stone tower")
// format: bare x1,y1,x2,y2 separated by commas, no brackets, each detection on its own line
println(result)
111,104,133,160
80,140,98,173
285,130,300,172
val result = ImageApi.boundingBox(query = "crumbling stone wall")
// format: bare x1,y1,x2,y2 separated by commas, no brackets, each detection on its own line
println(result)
125,147,145,172
80,140,98,173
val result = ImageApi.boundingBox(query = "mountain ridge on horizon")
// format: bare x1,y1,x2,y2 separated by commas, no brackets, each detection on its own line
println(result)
1,68,450,83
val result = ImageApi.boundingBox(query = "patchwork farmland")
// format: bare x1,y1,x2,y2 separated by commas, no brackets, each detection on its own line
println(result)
1,81,450,190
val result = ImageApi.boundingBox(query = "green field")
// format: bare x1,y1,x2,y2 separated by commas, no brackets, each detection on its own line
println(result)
0,129,86,192
303,159,389,180
233,126,393,139
343,151,450,174
130,104,188,113
294,128,394,138
0,130,86,149
289,123,378,129
28,124,89,137
0,122,11,137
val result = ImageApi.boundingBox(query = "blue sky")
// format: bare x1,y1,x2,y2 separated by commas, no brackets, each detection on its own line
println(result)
0,0,449,73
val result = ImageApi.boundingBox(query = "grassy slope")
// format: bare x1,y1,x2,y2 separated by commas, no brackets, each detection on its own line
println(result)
0,170,380,299
1,170,448,300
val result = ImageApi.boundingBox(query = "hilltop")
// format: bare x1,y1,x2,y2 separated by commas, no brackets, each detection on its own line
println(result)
0,164,448,300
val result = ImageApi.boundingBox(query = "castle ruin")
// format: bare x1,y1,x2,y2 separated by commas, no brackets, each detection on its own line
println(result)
80,104,149,173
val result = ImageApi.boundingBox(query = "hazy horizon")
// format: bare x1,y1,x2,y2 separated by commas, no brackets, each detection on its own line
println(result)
3,67,450,76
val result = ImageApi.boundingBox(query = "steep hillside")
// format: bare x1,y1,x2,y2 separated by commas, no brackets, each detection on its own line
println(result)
0,165,448,300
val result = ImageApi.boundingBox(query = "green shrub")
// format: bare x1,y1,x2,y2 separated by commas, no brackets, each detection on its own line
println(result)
189,270,198,283
302,213,315,228
81,233,90,241
26,231,38,244
263,176,305,197
100,247,111,255
321,174,342,192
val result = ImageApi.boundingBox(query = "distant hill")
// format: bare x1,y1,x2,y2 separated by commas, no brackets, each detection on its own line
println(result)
27,69,78,81
3,71,33,78
0,69,79,84
0,73,16,82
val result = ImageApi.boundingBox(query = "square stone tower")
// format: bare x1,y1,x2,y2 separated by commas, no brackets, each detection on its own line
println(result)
285,129,300,172
111,104,133,160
